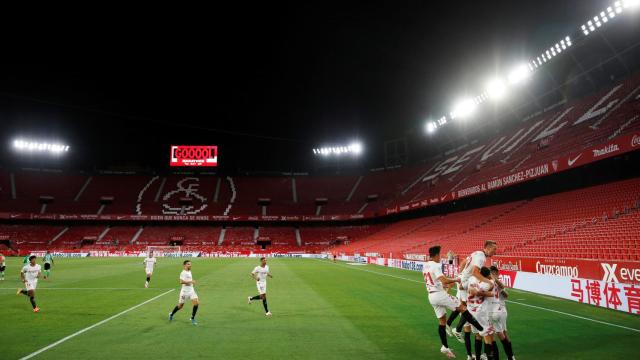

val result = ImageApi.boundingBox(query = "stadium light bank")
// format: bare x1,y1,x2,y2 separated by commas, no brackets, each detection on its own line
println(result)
13,139,70,154
425,0,639,135
313,142,363,157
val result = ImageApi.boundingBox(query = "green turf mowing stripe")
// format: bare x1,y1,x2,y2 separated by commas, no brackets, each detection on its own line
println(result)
507,300,640,333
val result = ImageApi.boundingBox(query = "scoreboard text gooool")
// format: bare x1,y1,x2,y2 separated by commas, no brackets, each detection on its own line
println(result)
170,145,218,167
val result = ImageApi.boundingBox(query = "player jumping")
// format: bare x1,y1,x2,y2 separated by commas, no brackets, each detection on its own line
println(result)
17,255,41,312
451,241,497,359
248,257,273,317
424,246,488,359
143,252,157,288
489,266,516,360
169,260,199,325
43,251,54,279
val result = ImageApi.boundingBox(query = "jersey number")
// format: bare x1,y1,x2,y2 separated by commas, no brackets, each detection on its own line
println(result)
423,272,434,286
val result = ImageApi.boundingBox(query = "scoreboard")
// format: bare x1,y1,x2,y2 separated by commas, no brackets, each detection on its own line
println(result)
170,145,218,167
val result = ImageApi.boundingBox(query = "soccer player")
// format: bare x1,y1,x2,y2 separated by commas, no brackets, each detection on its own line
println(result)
468,267,496,360
143,252,157,288
248,257,273,317
43,251,54,280
424,246,487,359
168,260,199,325
451,241,497,357
0,253,6,280
17,255,41,312
489,266,516,360
23,254,29,265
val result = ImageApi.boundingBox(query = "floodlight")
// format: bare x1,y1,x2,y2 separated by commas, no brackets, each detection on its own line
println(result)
451,98,477,119
486,78,507,100
12,139,70,154
426,122,436,134
508,64,531,85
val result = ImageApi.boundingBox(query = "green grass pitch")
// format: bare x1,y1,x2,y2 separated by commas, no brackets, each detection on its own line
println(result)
1,257,637,359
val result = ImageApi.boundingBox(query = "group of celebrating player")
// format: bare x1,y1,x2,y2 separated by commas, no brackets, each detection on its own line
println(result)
10,243,512,357
424,241,516,360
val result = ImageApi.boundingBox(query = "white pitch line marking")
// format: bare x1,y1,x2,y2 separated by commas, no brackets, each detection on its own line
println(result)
0,288,173,290
320,259,640,333
19,289,174,360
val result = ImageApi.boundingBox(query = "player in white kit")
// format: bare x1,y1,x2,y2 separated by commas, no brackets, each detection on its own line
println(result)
168,260,199,325
17,255,41,312
143,252,157,288
424,246,489,359
468,267,496,360
0,253,6,280
489,266,516,360
248,257,273,317
451,241,497,359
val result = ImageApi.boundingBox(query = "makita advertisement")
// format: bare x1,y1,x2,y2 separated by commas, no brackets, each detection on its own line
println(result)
492,256,640,285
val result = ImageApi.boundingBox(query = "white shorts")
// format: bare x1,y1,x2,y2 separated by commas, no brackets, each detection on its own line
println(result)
256,281,267,295
146,268,154,275
178,287,198,304
469,309,493,337
26,280,38,291
428,291,461,318
491,310,508,333
457,282,468,302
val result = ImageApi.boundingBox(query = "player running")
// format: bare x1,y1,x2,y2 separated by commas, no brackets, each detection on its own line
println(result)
0,253,6,280
168,260,199,325
143,252,157,288
248,257,273,317
17,255,41,312
489,266,516,360
451,241,497,359
43,251,54,280
468,267,496,360
424,246,488,359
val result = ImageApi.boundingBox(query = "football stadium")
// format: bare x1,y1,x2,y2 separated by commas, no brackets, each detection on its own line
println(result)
1,2,640,359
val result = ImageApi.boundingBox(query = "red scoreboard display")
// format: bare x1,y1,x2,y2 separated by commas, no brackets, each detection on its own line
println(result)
170,145,218,167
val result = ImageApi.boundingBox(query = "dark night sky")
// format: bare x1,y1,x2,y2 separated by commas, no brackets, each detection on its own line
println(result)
0,0,627,172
